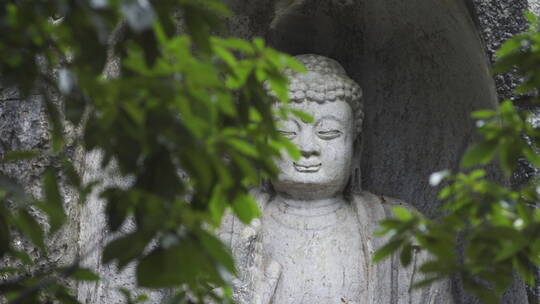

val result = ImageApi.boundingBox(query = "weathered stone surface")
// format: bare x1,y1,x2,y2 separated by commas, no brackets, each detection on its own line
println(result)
77,150,165,304
0,92,81,296
471,0,528,101
531,0,540,16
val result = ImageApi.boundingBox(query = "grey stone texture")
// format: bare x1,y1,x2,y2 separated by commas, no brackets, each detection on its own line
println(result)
77,150,164,304
470,0,528,101
0,89,81,297
531,0,540,16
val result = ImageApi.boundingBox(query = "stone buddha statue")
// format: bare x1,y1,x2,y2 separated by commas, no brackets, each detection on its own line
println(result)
219,54,453,304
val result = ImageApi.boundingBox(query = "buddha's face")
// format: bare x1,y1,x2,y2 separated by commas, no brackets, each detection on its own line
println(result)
272,100,355,199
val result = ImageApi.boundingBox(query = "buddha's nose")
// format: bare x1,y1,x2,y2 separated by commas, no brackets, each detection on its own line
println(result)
298,132,320,158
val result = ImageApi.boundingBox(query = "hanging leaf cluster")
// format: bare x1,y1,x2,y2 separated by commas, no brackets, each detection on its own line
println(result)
0,0,303,303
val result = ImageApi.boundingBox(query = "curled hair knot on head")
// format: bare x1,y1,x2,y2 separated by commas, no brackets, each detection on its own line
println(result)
266,54,364,135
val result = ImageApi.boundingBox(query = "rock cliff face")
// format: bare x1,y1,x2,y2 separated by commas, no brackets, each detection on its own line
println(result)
0,0,538,303
471,0,528,100
0,88,81,296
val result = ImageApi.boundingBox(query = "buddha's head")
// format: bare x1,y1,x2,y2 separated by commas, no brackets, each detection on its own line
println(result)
271,54,363,200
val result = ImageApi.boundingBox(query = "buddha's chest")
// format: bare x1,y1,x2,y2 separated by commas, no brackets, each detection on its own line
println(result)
261,204,365,304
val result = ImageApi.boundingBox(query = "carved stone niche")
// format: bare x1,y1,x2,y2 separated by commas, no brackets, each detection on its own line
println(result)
225,0,528,303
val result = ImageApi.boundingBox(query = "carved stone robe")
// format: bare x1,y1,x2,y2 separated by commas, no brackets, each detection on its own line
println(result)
219,189,454,304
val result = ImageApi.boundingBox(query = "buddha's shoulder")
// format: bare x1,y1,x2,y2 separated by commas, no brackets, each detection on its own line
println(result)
351,190,418,221
217,188,271,246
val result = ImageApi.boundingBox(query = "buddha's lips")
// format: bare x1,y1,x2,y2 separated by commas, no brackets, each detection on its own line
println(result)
293,162,322,173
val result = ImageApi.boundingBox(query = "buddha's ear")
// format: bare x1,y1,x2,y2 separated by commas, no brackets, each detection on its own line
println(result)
350,134,363,194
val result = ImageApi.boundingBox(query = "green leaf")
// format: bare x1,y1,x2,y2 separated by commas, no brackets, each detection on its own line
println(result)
461,140,498,168
523,147,540,168
419,261,450,274
1,150,39,163
266,75,289,102
9,249,33,265
69,268,100,281
137,245,187,288
44,98,65,153
524,11,539,25
495,240,527,262
278,137,301,161
493,52,523,75
471,110,496,120
134,294,149,303
412,277,440,289
208,185,226,226
213,45,236,67
438,186,453,200
40,168,66,233
400,242,413,267
284,56,306,72
513,255,535,286
103,232,151,270
216,37,253,53
183,5,213,54
253,37,265,50
13,210,45,251
124,102,145,126
64,94,86,124
232,193,260,224
54,285,79,304
137,239,219,288
499,138,522,174
373,239,403,262
374,219,403,237
393,206,412,221
290,108,313,123
103,189,130,232
227,138,258,158
469,169,486,180
495,38,520,59
0,207,10,258
0,267,19,275
62,159,81,189
197,229,235,274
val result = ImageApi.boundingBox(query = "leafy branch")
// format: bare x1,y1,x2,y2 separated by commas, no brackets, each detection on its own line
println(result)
0,0,304,303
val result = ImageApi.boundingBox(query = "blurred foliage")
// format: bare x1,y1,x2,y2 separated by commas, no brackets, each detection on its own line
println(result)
0,0,303,303
375,12,540,304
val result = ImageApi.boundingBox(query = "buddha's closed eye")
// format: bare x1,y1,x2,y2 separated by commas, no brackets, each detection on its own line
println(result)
317,130,342,140
278,130,297,139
